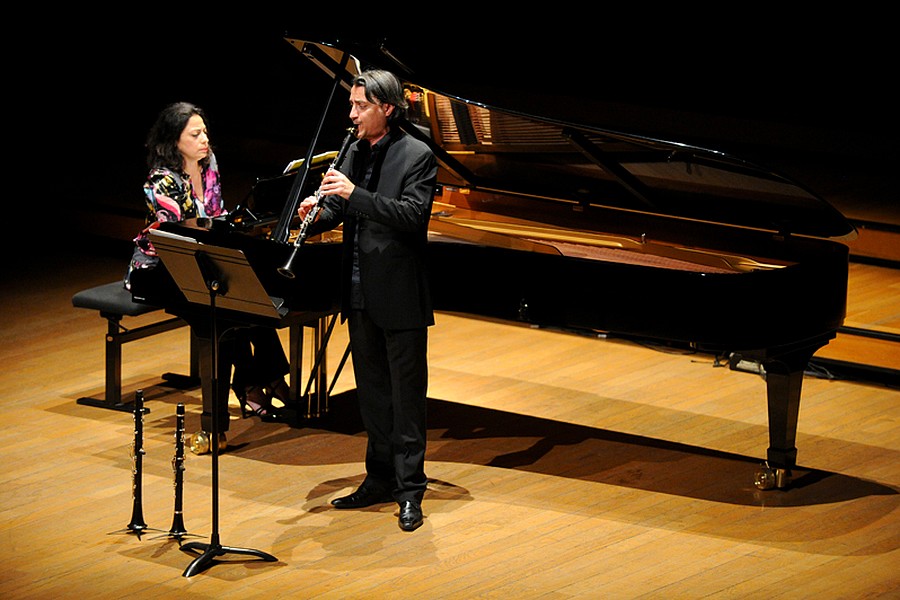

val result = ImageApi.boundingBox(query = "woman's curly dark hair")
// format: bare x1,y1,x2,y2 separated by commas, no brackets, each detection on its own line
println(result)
145,101,212,171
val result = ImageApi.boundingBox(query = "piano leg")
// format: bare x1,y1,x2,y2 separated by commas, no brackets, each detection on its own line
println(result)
197,333,233,433
755,341,826,490
287,324,304,412
185,323,232,455
764,362,802,467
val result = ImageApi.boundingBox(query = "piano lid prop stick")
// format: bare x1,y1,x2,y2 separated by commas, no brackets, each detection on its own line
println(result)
272,50,352,244
278,127,356,279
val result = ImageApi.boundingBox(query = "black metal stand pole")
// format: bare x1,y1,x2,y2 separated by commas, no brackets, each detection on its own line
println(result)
180,262,277,577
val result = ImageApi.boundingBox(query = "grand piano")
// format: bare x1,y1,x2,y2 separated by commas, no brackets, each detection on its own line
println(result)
135,36,854,490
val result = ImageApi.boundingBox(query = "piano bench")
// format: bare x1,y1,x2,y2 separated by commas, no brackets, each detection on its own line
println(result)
72,281,200,413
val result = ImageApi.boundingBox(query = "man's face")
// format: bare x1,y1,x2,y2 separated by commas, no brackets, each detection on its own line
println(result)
349,85,393,144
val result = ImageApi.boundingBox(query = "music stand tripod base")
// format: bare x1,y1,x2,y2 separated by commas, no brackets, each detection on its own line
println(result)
181,537,278,577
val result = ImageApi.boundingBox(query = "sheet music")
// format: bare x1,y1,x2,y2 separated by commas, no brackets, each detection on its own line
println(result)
147,227,202,244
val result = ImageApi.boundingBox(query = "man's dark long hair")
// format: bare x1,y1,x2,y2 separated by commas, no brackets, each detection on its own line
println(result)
353,70,408,121
145,101,212,171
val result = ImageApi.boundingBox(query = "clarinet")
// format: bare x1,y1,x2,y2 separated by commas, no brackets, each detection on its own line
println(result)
278,127,357,279
166,403,189,538
125,389,148,535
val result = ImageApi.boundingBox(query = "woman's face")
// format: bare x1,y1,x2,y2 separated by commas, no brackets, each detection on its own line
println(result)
177,114,210,166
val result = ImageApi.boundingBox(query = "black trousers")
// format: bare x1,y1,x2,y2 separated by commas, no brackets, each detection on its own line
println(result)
129,265,288,430
348,309,428,503
220,326,289,395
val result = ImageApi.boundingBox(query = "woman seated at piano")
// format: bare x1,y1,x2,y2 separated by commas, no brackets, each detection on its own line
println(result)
124,101,289,421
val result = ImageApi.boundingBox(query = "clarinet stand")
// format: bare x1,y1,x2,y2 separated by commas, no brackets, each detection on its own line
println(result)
179,251,277,577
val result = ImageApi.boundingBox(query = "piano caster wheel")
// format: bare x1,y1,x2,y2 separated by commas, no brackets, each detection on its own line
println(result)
754,462,792,490
189,431,227,455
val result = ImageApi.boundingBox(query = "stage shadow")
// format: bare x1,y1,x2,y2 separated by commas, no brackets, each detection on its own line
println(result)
73,388,899,551
208,390,898,511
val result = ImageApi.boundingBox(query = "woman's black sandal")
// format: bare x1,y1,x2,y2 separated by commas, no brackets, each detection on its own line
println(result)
238,385,280,421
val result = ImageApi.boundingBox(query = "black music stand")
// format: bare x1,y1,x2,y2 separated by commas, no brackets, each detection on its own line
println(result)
150,229,280,577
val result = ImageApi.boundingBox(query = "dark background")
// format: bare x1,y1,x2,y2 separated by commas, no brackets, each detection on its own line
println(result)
16,16,895,262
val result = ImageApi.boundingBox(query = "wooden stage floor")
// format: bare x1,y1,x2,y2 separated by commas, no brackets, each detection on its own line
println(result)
1,243,897,599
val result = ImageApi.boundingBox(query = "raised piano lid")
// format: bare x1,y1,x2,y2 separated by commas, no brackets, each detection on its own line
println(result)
283,36,856,244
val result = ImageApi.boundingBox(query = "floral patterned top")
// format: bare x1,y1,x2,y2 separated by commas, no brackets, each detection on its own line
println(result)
124,153,225,288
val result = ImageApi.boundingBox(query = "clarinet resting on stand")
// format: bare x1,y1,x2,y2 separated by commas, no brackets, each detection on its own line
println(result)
127,389,147,535
162,403,199,540
112,389,160,538
278,126,357,279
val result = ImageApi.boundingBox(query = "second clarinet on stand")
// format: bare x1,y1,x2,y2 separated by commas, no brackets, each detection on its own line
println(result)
164,403,200,540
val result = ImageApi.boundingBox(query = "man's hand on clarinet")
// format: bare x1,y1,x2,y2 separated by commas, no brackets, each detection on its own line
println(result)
319,168,354,200
297,169,355,221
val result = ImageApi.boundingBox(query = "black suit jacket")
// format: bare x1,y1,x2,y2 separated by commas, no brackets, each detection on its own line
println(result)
309,128,438,330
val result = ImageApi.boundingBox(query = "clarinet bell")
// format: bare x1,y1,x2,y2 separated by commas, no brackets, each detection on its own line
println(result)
189,431,227,455
278,246,300,279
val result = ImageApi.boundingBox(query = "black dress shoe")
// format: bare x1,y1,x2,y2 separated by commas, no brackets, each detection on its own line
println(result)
331,487,393,509
398,500,423,531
